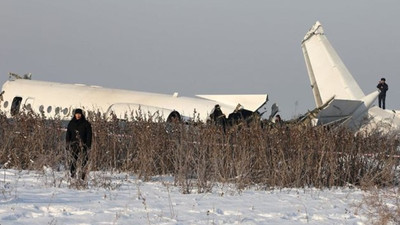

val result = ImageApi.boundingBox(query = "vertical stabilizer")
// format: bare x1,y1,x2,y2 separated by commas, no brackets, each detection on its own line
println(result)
301,21,365,108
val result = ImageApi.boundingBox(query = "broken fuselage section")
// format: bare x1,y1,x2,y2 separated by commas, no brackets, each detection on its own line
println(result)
0,73,270,124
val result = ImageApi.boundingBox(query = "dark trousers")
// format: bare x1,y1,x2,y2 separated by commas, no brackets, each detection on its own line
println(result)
69,143,88,179
378,94,386,109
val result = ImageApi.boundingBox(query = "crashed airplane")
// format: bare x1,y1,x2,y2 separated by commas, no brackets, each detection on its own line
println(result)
1,21,398,132
0,73,269,122
301,21,400,133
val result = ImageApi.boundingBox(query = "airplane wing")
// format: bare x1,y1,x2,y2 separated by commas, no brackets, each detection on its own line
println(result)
195,94,268,111
301,21,365,107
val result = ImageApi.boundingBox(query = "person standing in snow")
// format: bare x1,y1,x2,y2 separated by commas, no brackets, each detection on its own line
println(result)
377,77,389,109
66,108,92,180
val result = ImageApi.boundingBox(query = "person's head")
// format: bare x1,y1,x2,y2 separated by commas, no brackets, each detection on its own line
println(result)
380,78,386,83
74,108,83,120
167,110,181,123
275,114,281,122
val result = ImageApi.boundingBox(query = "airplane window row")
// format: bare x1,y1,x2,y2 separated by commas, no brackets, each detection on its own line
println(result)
38,106,69,115
3,98,70,116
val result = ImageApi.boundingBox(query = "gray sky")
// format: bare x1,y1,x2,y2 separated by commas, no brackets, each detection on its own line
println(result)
1,0,399,119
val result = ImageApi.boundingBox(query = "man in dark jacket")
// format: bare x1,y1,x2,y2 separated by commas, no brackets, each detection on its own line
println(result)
66,108,92,180
377,78,389,109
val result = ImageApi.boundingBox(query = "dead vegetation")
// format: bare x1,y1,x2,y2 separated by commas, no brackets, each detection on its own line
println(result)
1,110,400,223
1,110,399,189
355,187,400,225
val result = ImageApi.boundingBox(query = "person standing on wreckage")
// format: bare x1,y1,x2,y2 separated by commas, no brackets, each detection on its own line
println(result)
66,108,92,180
377,77,389,109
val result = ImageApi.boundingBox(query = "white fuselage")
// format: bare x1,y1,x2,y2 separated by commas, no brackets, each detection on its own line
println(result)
0,79,267,122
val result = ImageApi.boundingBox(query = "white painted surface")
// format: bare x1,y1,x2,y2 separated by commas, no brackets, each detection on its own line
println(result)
302,21,365,106
0,79,268,121
302,22,400,132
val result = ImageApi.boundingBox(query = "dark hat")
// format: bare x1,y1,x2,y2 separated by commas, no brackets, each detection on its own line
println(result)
74,108,83,114
381,78,386,81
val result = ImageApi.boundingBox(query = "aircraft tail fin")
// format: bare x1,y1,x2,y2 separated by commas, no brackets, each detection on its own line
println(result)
301,21,365,108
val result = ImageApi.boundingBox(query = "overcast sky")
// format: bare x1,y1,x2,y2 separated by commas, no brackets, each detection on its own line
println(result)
1,0,399,119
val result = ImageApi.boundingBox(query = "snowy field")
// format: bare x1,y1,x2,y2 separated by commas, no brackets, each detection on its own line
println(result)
0,169,371,224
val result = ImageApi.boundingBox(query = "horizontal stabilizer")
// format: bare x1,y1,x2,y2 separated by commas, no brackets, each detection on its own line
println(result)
318,99,363,125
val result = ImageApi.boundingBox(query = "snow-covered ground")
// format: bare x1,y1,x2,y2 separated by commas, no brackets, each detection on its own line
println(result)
0,169,369,224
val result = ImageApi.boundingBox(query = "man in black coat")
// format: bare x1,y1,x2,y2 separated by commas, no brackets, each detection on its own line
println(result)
377,78,389,109
66,108,92,179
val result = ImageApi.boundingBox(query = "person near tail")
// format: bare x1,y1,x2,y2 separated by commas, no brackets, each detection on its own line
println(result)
66,108,92,180
377,78,388,109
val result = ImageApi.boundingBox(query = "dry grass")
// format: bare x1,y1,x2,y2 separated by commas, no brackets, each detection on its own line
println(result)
1,110,399,190
355,187,400,225
1,110,399,224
